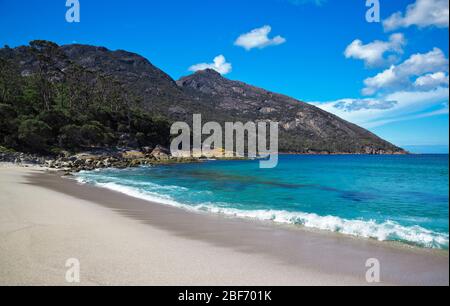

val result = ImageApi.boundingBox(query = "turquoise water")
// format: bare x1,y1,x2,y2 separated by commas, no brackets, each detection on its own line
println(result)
75,155,449,249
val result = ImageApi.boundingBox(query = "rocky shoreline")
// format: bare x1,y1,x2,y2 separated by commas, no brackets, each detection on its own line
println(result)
0,146,199,173
1,145,410,173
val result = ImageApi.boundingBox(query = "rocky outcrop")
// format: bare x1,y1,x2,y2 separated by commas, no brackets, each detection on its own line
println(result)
1,147,199,172
0,152,47,165
150,145,171,161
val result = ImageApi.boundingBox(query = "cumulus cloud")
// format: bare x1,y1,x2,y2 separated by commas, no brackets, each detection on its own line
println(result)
414,72,449,90
383,0,449,31
344,33,406,67
363,48,449,95
188,55,232,75
310,87,449,128
363,65,400,95
234,26,286,51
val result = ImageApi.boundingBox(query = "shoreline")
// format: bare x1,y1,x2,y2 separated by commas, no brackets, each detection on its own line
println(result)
1,164,448,285
73,166,449,251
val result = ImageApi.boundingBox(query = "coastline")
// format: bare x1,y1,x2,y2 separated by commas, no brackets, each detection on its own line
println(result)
0,164,448,285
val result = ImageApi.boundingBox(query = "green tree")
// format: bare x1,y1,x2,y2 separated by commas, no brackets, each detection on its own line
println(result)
80,122,105,147
0,58,23,104
18,119,52,152
38,108,71,138
58,124,82,149
0,103,18,147
0,41,173,154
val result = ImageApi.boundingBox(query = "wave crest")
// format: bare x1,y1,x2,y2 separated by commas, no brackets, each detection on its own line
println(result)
74,176,449,250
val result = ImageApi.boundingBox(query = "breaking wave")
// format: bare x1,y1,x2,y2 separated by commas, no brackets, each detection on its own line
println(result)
74,174,449,250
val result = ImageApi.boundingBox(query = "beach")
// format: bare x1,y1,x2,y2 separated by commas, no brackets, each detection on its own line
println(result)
0,164,448,286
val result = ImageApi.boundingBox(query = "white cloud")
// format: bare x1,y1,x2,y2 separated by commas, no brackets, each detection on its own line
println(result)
360,103,449,128
384,0,449,31
363,48,449,95
310,87,449,128
344,33,406,67
414,72,449,90
363,65,400,95
333,99,397,112
234,26,286,51
188,55,232,75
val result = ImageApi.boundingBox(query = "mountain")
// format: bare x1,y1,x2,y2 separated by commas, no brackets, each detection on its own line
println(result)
0,41,406,154
178,69,405,154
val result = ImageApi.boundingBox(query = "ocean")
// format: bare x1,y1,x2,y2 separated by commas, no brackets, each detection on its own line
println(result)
75,154,449,249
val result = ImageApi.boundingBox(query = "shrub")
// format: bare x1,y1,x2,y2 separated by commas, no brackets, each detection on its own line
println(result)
38,109,70,137
0,103,18,146
58,124,82,149
80,122,105,146
0,145,15,153
18,119,52,152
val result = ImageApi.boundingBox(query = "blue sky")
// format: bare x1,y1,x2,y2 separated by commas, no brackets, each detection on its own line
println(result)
0,0,448,152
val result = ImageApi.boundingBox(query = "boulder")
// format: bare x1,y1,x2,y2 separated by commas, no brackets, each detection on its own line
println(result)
151,145,170,160
141,146,154,154
128,159,142,167
121,150,145,159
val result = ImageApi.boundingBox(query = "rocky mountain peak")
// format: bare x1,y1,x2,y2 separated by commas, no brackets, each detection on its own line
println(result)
196,68,223,77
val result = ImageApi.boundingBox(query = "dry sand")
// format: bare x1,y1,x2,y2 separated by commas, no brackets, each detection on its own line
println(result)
0,164,448,286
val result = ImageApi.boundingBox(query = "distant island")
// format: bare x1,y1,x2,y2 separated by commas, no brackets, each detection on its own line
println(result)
0,40,406,163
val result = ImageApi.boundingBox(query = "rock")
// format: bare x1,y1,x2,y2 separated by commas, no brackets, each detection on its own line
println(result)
59,161,66,167
60,151,71,158
103,158,112,167
259,107,277,114
68,156,78,162
73,159,84,167
141,146,154,154
128,159,141,167
151,145,170,160
168,106,187,116
121,150,145,159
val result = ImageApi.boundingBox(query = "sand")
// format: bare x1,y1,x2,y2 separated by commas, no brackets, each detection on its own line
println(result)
0,164,448,286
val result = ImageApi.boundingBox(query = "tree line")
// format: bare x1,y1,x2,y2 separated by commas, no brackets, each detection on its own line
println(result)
0,41,171,155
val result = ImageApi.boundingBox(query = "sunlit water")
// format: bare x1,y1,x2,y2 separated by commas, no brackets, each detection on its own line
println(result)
75,154,449,249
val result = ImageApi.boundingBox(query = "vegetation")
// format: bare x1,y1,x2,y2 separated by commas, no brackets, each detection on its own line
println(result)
0,41,171,155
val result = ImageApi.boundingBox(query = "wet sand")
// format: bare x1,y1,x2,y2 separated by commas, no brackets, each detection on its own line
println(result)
0,165,448,285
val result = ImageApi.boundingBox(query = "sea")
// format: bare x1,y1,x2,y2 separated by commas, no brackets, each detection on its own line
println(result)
75,154,449,249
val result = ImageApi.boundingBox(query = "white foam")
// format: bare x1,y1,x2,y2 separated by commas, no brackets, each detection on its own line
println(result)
75,174,188,192
195,206,449,249
75,176,449,249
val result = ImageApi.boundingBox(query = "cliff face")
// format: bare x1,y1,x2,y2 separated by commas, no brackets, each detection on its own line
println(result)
0,41,406,154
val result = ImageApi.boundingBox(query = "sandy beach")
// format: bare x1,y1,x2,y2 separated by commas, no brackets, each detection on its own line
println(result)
0,164,448,286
